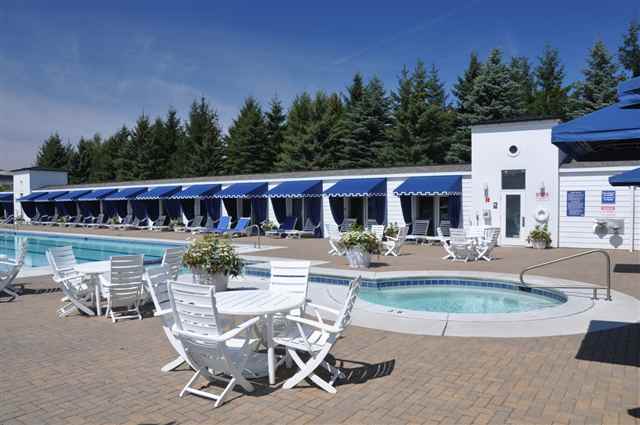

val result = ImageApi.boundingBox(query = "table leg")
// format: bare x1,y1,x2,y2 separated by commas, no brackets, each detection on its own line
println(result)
265,314,276,385
94,276,102,316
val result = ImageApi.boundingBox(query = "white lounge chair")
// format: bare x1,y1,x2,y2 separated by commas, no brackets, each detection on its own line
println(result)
46,247,95,317
161,247,185,280
151,215,170,231
286,218,322,238
274,276,361,394
382,226,408,256
265,216,297,238
326,224,345,256
111,215,133,229
370,225,385,241
409,219,430,244
100,255,145,322
184,215,204,232
168,281,266,407
449,228,476,262
437,227,454,260
339,218,356,232
146,266,192,372
0,240,27,301
476,227,501,261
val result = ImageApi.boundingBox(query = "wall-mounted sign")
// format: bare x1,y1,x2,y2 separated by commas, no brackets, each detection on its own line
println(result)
566,191,585,217
601,190,616,215
536,191,550,201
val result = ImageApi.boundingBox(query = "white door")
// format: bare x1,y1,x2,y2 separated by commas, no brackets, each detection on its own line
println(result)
501,191,526,245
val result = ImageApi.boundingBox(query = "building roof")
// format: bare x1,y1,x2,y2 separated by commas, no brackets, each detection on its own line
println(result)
11,166,68,173
560,160,640,169
472,116,561,127
41,164,472,190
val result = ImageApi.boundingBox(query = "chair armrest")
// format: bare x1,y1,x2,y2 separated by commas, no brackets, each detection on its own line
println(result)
284,314,338,333
217,316,261,341
154,308,173,317
306,302,340,316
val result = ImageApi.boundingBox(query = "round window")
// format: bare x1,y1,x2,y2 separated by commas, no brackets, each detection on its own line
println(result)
508,145,519,157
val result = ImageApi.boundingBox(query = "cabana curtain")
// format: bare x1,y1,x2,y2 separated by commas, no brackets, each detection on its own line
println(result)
271,198,286,223
399,196,412,232
78,201,99,218
164,199,182,219
222,199,237,220
104,200,127,219
329,198,344,226
22,202,37,219
449,195,461,228
201,198,221,222
179,199,195,220
368,196,386,225
131,201,147,221
251,198,268,224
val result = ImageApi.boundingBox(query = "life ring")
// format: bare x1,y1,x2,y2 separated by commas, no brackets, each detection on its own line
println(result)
534,207,549,223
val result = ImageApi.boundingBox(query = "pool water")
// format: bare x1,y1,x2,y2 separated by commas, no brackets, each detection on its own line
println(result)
0,231,183,267
360,285,564,314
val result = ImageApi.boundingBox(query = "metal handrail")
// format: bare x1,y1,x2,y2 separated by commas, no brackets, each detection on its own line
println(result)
519,249,612,300
247,224,261,249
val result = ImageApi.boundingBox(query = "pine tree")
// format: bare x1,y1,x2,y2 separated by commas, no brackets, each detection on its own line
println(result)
163,109,186,178
313,93,343,169
225,97,269,174
264,96,287,172
97,127,129,182
452,52,482,113
466,48,526,121
69,135,100,183
569,40,622,118
136,116,169,180
532,45,569,118
619,19,640,77
276,92,314,171
113,126,137,181
127,114,155,180
185,98,225,177
35,133,72,170
385,66,414,165
509,56,536,114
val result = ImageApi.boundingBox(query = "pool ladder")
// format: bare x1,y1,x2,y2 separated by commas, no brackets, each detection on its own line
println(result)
519,249,612,301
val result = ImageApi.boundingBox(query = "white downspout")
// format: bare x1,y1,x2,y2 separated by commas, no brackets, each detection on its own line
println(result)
632,186,637,253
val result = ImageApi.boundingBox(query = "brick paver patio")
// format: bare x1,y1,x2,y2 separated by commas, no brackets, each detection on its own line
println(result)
0,225,638,424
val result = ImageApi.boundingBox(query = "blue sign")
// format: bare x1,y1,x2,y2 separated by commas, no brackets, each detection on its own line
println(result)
567,191,585,217
601,190,616,204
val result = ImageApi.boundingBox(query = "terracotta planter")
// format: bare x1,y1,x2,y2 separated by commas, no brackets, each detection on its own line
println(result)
531,239,547,249
346,247,371,269
191,269,229,292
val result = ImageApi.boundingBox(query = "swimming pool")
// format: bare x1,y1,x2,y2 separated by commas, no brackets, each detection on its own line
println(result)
359,279,566,314
0,231,184,267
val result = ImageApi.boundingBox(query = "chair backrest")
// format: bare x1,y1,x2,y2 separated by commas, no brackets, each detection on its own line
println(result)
396,226,409,243
269,261,311,297
280,216,297,231
335,276,362,332
154,215,167,227
365,219,377,231
146,265,172,313
234,217,250,231
467,226,484,238
47,246,77,276
485,227,501,245
450,228,467,245
189,215,203,228
168,280,223,337
439,220,451,237
121,215,133,225
15,239,28,267
370,225,385,241
340,218,356,232
162,247,185,280
302,218,316,232
130,217,141,227
412,219,430,236
215,216,231,231
108,255,144,300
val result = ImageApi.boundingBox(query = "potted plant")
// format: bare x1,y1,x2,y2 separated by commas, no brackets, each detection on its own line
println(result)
182,235,244,291
384,222,399,239
261,220,277,232
527,224,552,249
339,229,381,269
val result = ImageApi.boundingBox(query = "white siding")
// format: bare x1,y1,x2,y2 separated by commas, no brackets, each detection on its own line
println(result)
386,178,405,227
559,170,638,250
462,176,473,228
322,181,337,233
267,183,278,224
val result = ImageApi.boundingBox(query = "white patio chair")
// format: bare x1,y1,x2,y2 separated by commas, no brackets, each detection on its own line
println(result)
339,218,356,232
146,266,192,372
437,227,454,260
46,249,95,317
273,276,361,394
168,281,266,407
410,219,430,244
476,227,501,261
326,224,345,256
269,261,311,334
449,228,476,262
370,225,385,241
100,255,144,322
0,241,26,301
382,226,408,256
161,247,185,280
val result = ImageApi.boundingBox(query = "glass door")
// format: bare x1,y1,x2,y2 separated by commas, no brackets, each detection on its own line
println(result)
501,191,525,245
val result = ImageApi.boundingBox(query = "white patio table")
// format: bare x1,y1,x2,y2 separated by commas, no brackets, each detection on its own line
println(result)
74,261,110,316
214,289,305,385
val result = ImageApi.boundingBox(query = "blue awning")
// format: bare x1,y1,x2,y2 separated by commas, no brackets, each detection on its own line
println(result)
324,178,386,197
136,185,181,200
55,190,92,202
171,183,221,199
18,192,47,202
213,182,268,198
268,180,322,198
393,175,463,196
34,191,69,202
103,187,148,200
77,188,118,201
609,167,640,186
552,76,640,158
0,193,13,203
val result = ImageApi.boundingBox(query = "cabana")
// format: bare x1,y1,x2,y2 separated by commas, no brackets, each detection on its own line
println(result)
170,184,221,224
268,180,322,235
17,192,47,220
609,167,640,252
324,178,386,227
77,188,118,218
213,182,267,226
102,187,148,221
393,175,462,234
33,191,69,218
134,186,181,223
0,192,13,219
54,190,92,219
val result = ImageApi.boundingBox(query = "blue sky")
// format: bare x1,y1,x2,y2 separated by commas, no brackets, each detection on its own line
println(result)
0,0,638,169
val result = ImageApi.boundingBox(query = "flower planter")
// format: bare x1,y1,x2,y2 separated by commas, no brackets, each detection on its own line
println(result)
346,247,371,269
531,240,547,249
191,269,229,292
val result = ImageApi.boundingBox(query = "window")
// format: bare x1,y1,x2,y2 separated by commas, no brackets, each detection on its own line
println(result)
508,145,520,157
501,169,526,190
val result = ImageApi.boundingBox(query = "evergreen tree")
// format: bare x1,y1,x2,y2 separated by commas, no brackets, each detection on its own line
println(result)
452,52,482,113
532,45,569,118
619,19,640,77
313,93,343,169
185,98,225,177
96,127,128,182
225,97,269,174
35,133,72,170
113,126,137,181
69,135,100,184
569,40,622,117
163,109,186,178
509,56,536,114
385,66,414,165
128,114,155,180
264,96,287,171
276,92,315,171
466,48,526,121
